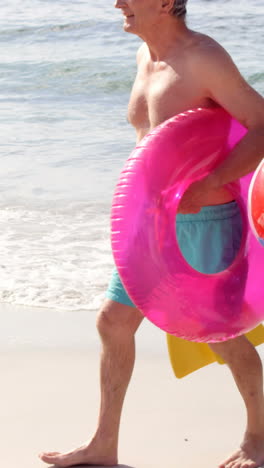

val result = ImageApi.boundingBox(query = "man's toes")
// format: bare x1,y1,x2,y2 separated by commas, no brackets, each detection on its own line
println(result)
223,461,240,468
39,452,60,456
232,463,243,468
39,452,61,462
229,461,256,468
219,457,236,468
227,463,242,468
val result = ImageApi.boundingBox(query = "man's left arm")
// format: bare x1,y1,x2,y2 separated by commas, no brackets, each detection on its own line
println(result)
200,43,264,189
179,43,264,213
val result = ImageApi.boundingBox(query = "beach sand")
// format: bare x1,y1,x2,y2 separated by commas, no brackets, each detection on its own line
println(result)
1,303,264,468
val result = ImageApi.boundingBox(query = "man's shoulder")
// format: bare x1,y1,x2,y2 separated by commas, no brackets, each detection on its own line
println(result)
188,31,231,66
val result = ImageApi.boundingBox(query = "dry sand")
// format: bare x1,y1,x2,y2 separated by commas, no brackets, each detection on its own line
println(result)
1,305,264,468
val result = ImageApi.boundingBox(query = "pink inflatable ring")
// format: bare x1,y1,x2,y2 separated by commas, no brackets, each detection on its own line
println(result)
111,108,264,343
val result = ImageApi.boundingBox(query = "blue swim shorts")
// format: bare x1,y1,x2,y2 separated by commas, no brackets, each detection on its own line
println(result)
106,201,243,308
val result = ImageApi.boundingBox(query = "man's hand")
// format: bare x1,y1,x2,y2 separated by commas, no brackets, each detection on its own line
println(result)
177,176,217,214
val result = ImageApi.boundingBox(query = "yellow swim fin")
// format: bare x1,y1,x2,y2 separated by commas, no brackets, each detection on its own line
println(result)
167,324,264,379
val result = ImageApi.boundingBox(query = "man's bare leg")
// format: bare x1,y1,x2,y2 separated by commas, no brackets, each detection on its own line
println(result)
39,299,143,467
210,335,264,468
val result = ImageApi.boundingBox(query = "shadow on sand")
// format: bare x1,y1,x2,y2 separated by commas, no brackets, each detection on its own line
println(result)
49,465,136,468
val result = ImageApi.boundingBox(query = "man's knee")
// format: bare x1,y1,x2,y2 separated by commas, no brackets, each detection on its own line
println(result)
96,299,143,341
209,335,260,364
210,335,246,354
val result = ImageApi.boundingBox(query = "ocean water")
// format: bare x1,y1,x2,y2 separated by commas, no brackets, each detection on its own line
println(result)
0,0,263,315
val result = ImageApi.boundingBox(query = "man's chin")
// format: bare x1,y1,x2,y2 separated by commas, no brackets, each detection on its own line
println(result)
123,24,137,34
123,17,137,32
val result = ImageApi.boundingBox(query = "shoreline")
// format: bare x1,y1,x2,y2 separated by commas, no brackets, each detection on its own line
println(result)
0,302,166,355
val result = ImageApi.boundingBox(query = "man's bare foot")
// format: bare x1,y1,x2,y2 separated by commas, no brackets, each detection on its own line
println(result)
39,440,118,467
219,433,264,468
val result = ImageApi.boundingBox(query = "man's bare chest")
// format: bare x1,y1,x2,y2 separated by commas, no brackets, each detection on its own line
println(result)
128,66,208,131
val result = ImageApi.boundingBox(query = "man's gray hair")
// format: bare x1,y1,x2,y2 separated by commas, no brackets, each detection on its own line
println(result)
170,0,188,18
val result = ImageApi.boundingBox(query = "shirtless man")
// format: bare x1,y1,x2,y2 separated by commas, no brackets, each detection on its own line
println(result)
39,1,264,467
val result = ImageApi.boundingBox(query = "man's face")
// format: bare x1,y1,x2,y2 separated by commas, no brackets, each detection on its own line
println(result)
115,0,162,37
